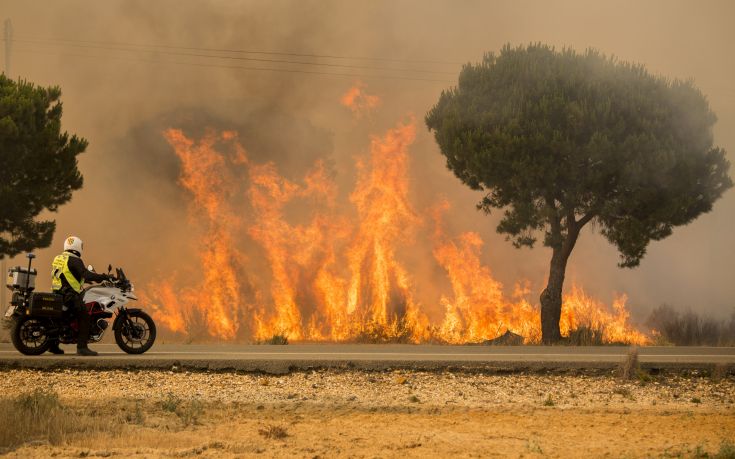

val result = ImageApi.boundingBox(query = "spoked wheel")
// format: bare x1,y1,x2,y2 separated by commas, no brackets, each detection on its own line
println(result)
114,310,156,354
12,317,52,355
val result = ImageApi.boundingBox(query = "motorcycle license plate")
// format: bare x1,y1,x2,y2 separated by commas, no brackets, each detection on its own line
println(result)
3,305,15,318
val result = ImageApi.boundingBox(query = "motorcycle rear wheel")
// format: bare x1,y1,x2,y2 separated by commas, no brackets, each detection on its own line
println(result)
12,317,52,356
114,310,156,354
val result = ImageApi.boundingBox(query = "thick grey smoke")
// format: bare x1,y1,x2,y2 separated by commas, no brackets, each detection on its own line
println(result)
1,0,733,332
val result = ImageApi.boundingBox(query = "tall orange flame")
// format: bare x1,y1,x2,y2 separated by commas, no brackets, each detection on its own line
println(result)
340,81,381,118
144,129,248,340
345,118,428,339
144,88,649,345
431,201,541,343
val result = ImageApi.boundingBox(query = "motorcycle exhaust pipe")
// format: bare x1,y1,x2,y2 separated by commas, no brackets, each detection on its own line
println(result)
90,319,109,342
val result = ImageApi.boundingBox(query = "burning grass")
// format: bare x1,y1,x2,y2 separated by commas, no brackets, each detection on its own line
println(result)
262,334,289,345
565,325,606,346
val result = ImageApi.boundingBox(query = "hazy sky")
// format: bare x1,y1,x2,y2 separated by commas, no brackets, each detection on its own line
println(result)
1,0,733,321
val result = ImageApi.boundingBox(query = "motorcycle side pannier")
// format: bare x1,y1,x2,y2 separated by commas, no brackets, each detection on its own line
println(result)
28,293,64,318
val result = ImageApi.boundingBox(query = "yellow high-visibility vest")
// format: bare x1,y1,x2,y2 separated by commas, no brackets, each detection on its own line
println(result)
51,253,83,293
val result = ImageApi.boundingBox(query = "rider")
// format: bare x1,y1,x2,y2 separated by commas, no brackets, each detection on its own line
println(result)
50,236,111,356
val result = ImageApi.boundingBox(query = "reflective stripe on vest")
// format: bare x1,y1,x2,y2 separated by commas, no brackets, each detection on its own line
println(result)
51,253,83,293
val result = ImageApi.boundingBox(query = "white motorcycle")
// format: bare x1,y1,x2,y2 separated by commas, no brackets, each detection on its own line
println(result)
5,254,156,355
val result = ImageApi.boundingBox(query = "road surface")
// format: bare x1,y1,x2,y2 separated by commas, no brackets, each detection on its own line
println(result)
1,343,733,373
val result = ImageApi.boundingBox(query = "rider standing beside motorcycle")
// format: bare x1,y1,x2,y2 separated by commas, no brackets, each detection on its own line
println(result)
51,236,110,356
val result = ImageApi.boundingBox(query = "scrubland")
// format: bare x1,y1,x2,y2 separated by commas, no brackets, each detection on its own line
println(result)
0,367,733,458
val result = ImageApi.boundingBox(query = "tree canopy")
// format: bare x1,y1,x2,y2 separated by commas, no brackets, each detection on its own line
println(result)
0,74,87,258
425,44,732,342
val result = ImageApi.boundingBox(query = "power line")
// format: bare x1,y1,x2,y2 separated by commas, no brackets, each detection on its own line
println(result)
11,46,454,84
9,37,457,77
14,34,464,66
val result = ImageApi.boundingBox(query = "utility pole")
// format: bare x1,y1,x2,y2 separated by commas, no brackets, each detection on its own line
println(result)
3,18,11,76
1,20,9,311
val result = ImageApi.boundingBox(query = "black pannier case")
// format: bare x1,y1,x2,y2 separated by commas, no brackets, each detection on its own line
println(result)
29,293,65,318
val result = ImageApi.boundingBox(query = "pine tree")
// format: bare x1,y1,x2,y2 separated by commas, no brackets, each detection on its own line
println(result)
426,44,732,343
0,74,87,258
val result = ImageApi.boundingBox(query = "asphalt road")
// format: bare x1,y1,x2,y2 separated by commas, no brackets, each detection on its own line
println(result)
1,343,733,373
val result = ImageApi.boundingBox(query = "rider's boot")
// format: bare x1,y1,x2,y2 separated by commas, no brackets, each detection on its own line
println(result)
76,310,97,356
48,341,64,355
76,345,98,356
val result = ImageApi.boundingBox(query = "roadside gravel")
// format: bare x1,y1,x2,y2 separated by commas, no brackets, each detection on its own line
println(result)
3,368,734,410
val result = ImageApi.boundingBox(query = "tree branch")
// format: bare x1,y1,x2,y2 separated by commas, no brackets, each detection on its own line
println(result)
577,211,596,227
565,206,578,232
545,196,563,249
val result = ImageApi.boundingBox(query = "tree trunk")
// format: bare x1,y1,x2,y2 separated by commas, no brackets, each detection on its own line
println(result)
540,247,570,344
540,216,583,344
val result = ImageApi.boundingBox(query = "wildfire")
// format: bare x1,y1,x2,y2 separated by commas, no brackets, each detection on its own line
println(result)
560,286,648,345
144,86,650,345
340,81,381,118
431,201,540,343
142,129,249,341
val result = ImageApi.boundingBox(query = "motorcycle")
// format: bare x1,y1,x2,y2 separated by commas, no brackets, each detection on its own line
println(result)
4,253,156,355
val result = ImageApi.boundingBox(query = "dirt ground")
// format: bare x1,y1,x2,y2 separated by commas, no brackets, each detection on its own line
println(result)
0,369,733,458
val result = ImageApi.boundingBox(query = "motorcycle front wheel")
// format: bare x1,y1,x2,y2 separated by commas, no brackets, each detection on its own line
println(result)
114,310,156,354
11,317,52,356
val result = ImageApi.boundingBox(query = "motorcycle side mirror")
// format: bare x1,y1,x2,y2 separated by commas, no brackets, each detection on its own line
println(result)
26,253,36,259
87,265,95,272
108,264,112,274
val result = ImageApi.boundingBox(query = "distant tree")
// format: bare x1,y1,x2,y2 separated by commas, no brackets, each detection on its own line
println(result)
425,44,732,343
0,74,87,258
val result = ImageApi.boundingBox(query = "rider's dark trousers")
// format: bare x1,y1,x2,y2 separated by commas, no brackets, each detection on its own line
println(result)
59,289,91,349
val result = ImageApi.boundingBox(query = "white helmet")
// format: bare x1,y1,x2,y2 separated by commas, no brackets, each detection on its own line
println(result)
64,236,84,255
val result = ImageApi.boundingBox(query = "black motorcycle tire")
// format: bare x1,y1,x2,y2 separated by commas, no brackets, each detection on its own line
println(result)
11,317,52,356
114,310,156,354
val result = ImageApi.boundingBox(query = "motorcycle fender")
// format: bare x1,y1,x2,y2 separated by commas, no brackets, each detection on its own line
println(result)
112,308,143,331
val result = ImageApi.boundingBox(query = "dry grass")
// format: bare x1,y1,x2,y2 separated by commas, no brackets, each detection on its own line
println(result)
265,334,289,345
565,325,606,346
613,386,634,400
351,317,415,344
0,388,211,452
159,392,204,426
619,347,640,380
714,440,735,459
0,389,118,451
258,424,289,440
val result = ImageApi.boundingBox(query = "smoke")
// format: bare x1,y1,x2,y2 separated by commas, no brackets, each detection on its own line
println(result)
1,0,733,334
